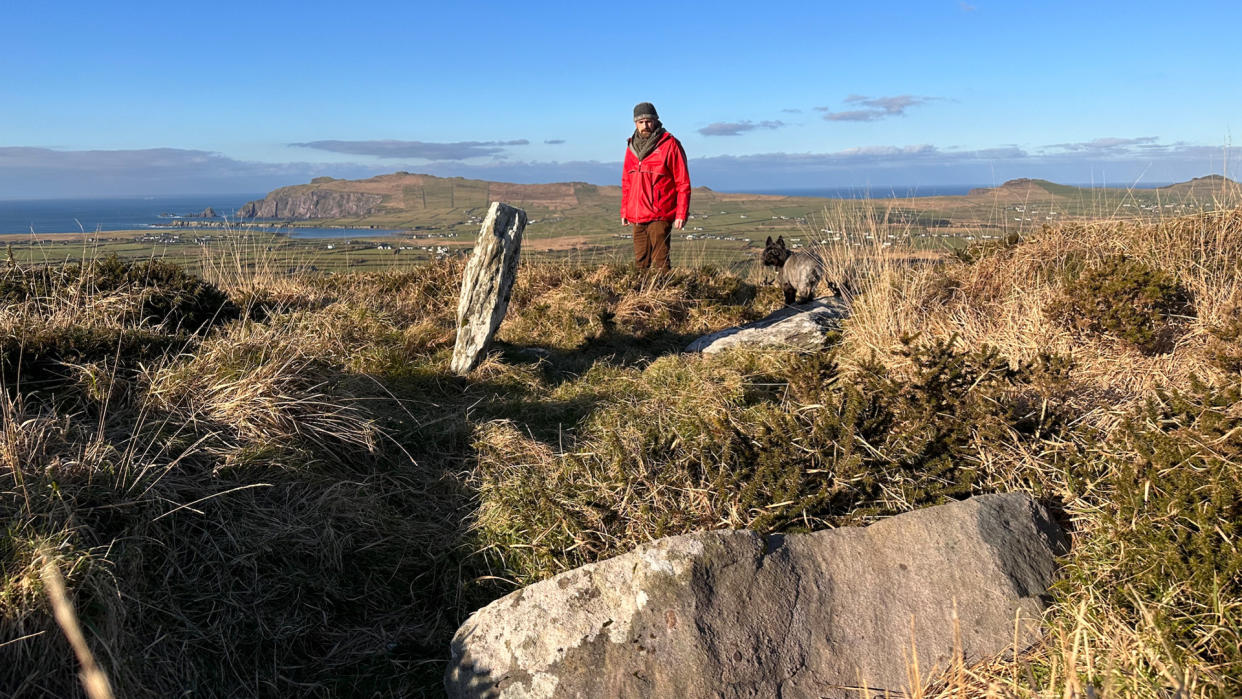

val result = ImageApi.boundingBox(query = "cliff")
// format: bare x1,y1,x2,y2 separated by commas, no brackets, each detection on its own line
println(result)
237,188,385,219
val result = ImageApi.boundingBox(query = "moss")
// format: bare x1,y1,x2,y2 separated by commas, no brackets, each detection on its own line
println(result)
1045,254,1194,354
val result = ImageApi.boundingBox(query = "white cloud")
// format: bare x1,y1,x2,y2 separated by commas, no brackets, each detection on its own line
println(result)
290,139,530,160
697,120,787,136
818,94,940,122
1,138,1234,198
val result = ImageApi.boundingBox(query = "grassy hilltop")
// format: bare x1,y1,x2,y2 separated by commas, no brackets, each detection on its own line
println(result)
232,171,1240,233
1,207,1240,696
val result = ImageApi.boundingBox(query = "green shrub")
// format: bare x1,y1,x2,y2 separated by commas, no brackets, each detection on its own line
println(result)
1207,302,1242,372
1045,255,1194,354
1060,376,1242,690
474,336,1076,582
729,336,1073,529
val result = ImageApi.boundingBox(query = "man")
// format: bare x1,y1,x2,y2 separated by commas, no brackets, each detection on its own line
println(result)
621,102,690,271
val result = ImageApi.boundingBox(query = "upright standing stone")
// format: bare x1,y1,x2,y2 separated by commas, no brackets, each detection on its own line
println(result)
451,202,527,375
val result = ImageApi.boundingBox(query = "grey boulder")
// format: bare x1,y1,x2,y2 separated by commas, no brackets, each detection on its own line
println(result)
447,492,1066,698
686,296,848,353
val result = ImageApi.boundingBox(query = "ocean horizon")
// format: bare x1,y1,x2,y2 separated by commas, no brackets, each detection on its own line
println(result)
0,181,1180,236
0,194,263,236
0,194,400,237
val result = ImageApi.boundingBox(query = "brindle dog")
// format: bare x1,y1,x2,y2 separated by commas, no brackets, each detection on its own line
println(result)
762,236,824,305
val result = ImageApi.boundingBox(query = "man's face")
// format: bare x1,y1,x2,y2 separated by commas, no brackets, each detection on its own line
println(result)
634,117,657,136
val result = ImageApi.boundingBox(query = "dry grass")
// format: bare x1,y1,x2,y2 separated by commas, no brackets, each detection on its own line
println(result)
832,209,1242,697
842,210,1242,400
2,209,1240,696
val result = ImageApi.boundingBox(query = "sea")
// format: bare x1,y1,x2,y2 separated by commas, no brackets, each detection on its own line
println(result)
0,194,402,237
0,183,1176,236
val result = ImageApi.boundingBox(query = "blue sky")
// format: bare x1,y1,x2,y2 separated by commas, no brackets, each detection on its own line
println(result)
2,0,1239,197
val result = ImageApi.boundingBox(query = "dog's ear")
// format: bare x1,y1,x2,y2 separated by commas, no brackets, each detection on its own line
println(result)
765,236,773,246
776,236,785,247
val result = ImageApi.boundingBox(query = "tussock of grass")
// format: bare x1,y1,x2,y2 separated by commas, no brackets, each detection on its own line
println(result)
845,210,1242,403
2,254,236,332
3,211,1241,696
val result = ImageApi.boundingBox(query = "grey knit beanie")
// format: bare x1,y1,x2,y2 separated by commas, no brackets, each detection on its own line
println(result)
633,102,659,120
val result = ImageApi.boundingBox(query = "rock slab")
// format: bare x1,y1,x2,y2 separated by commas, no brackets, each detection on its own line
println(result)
447,493,1067,698
686,296,849,353
451,202,527,375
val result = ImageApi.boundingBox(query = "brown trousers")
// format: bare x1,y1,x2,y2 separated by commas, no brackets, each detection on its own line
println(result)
632,219,672,270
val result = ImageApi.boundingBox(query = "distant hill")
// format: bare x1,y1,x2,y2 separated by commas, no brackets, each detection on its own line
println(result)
1155,174,1242,198
966,176,1241,201
236,172,784,222
237,172,596,220
233,173,1237,242
966,179,1082,199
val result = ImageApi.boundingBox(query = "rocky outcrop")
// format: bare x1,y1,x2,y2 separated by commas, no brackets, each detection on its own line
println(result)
451,202,527,375
686,296,848,353
447,493,1067,698
236,189,383,219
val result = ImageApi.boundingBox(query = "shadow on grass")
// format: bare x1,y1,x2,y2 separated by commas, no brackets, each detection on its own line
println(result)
494,322,703,386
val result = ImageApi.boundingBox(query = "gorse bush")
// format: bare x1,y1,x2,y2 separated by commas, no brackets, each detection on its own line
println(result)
473,335,1077,582
1206,300,1242,372
1045,254,1194,355
1059,375,1242,692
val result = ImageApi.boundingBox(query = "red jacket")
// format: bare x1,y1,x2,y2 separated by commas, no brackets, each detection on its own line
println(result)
622,132,691,223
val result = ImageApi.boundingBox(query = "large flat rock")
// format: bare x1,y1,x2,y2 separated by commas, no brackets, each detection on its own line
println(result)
447,493,1067,698
686,296,848,353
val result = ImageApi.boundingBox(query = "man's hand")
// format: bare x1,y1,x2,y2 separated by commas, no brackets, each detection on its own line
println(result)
621,217,629,226
673,219,685,230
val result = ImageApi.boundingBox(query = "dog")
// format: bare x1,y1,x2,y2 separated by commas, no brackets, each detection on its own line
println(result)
762,236,825,305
